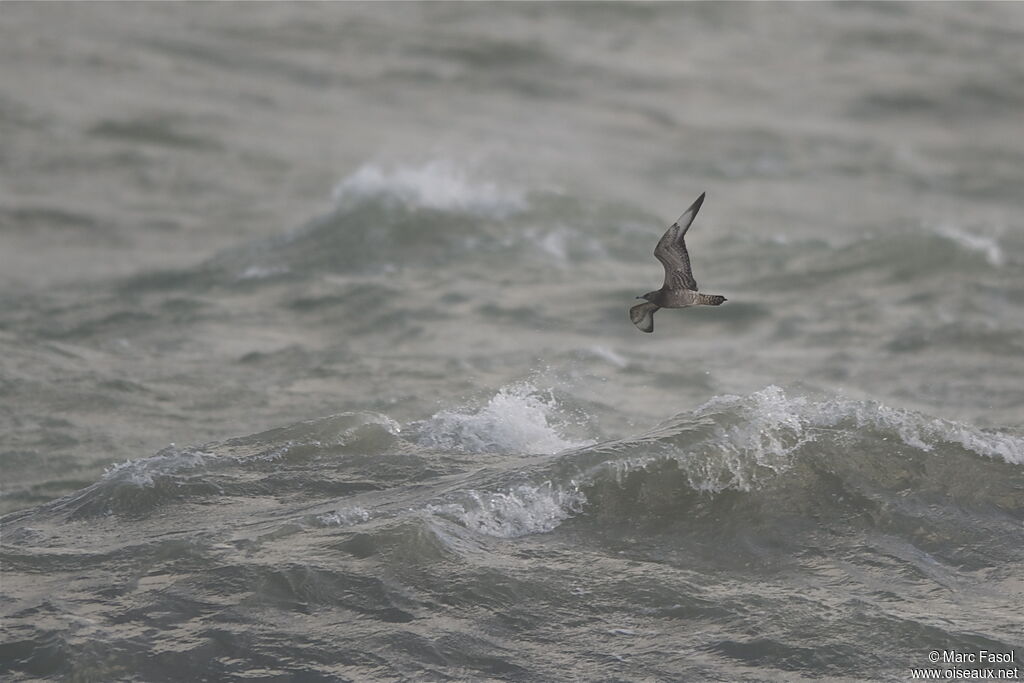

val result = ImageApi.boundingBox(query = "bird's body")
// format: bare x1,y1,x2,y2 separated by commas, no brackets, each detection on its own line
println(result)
629,192,726,333
642,288,710,308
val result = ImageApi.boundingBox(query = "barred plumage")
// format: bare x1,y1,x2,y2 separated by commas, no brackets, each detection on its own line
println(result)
630,192,727,333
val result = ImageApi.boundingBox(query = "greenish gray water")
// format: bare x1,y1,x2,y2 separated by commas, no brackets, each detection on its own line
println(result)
2,3,1023,680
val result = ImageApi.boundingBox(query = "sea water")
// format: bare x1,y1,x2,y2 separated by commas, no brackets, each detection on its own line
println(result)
2,3,1023,680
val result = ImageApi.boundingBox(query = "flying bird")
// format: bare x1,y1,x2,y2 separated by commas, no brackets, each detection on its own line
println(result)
629,192,726,333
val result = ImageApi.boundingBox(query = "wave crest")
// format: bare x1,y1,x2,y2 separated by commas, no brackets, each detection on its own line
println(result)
332,160,526,217
428,484,586,538
468,386,1024,535
412,383,591,455
640,385,1024,492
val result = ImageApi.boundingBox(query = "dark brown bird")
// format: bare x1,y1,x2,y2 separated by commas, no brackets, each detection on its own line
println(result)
629,192,726,333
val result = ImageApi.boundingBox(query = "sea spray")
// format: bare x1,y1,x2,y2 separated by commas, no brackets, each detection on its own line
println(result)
412,382,592,455
332,160,527,217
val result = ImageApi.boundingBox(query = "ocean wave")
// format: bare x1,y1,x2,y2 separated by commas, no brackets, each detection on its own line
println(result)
427,483,586,538
115,159,659,295
332,160,527,218
696,385,1024,465
45,412,404,520
435,386,1024,537
30,386,1023,536
219,411,403,461
317,506,372,527
100,447,209,486
411,382,592,455
212,171,543,282
52,446,219,519
738,226,1015,295
586,386,1024,494
931,223,1004,268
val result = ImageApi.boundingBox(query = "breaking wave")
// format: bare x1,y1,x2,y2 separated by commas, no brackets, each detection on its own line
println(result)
433,385,1024,537
405,385,1024,540
427,484,586,538
332,160,527,217
412,382,591,455
22,385,1022,540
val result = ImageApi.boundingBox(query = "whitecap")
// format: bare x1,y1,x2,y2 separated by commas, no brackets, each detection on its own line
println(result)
317,506,372,527
409,387,1022,538
102,448,209,488
933,223,1004,267
590,386,1024,497
685,385,819,492
414,383,590,455
697,385,1024,468
331,160,526,217
427,483,586,538
236,264,290,281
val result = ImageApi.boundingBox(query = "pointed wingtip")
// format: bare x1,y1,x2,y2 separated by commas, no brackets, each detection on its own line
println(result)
672,191,706,230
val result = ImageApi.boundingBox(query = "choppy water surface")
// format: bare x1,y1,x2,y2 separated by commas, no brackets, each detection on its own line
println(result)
2,3,1023,681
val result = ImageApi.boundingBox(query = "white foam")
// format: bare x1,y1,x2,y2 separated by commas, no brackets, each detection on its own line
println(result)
237,264,290,281
332,160,526,217
427,483,586,538
673,386,815,492
614,386,1024,495
796,393,1023,465
421,387,1022,537
430,387,1022,537
934,224,1004,267
102,448,208,488
416,383,590,455
317,506,371,527
698,386,1024,468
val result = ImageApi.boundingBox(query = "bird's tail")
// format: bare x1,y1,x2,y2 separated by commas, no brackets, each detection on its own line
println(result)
629,302,659,333
698,294,727,306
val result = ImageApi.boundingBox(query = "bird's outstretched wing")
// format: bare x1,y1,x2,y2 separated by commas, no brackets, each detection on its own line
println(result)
654,192,704,292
